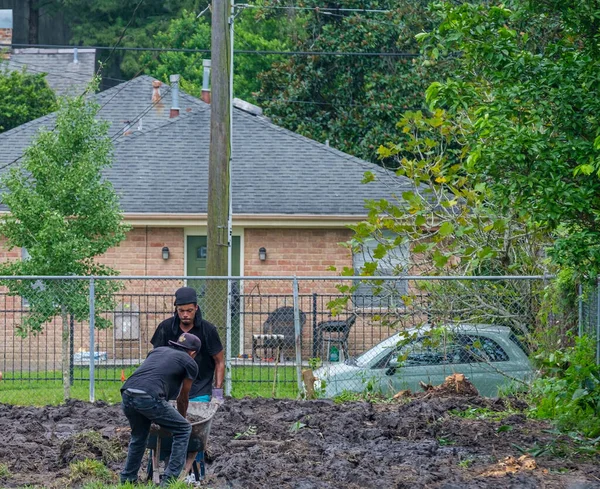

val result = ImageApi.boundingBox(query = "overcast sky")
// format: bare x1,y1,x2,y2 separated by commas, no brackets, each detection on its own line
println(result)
0,9,12,29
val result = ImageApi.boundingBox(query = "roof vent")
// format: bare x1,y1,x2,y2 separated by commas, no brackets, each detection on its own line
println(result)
233,98,262,116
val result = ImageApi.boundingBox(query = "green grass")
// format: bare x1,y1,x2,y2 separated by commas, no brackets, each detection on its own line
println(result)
0,365,299,405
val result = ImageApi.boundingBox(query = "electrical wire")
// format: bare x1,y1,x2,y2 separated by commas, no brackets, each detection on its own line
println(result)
0,43,418,58
236,4,392,13
98,0,145,75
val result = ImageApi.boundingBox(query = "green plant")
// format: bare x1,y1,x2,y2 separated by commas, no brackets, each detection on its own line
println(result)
437,437,456,446
289,421,307,434
451,406,518,422
457,457,474,469
69,459,114,484
234,425,257,439
530,335,600,437
308,357,322,370
0,463,11,477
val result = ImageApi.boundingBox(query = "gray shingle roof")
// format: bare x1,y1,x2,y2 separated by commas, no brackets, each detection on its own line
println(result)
6,48,96,97
0,75,407,216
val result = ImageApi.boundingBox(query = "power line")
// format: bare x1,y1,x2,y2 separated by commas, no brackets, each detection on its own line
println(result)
98,0,145,73
236,4,391,13
0,43,418,58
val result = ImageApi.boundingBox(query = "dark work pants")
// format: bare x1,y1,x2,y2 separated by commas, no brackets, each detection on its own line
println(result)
120,393,192,483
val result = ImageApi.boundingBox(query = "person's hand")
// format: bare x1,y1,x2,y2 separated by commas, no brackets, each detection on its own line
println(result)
212,388,224,405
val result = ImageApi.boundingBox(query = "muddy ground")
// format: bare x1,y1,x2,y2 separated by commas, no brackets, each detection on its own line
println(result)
0,396,599,489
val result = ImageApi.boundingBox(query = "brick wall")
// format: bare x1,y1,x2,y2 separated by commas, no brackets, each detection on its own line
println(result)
0,226,403,367
242,228,355,357
0,28,11,59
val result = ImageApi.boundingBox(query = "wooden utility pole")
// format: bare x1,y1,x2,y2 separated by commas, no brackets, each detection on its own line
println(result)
205,0,232,330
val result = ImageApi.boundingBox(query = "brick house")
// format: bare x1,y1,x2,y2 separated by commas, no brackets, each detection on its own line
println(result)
0,75,411,366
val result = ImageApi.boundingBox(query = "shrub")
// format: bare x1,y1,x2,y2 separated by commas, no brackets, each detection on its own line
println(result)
530,335,600,437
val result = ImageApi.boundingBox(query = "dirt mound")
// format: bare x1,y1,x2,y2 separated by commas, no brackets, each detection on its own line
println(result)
0,397,598,488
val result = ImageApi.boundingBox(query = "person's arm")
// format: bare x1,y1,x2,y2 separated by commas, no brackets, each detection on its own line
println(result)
212,350,225,389
177,377,193,417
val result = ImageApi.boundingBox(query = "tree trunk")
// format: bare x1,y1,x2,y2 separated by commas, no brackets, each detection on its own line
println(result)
62,305,70,400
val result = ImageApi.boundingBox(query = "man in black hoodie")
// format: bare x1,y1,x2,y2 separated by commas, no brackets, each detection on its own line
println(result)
151,287,225,403
120,332,201,485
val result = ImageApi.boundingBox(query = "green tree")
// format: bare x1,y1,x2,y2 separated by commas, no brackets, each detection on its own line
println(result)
335,109,552,335
0,91,130,399
144,9,292,103
57,0,199,81
417,1,600,278
0,67,56,133
257,0,457,163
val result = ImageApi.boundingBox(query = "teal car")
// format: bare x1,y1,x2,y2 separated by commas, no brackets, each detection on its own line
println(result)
313,324,533,398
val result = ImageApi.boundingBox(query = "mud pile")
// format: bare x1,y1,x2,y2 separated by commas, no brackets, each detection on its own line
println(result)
0,396,598,488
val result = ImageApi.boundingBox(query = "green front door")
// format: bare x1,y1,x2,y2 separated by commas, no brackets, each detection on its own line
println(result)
186,236,241,355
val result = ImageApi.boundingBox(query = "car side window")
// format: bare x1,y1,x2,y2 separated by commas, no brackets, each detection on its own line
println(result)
451,335,509,363
377,333,509,368
379,337,448,368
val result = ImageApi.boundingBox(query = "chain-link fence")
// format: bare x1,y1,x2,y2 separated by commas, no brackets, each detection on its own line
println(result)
0,275,569,401
578,281,600,365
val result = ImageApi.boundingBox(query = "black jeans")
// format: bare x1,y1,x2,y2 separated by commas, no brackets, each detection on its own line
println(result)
120,393,192,483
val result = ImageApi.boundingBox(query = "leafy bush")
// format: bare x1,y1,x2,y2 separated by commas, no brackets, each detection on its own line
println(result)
530,335,600,437
0,67,56,133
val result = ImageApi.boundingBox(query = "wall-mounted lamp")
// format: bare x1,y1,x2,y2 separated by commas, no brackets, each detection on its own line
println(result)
258,247,267,261
162,246,170,260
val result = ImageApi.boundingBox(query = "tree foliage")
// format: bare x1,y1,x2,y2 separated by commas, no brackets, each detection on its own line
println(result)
334,109,552,334
257,0,457,163
417,1,600,278
0,66,56,133
143,9,292,103
54,0,200,81
0,92,129,335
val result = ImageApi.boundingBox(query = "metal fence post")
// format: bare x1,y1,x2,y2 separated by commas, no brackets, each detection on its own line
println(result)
312,293,318,358
89,277,96,403
69,314,74,386
225,277,232,397
292,277,302,394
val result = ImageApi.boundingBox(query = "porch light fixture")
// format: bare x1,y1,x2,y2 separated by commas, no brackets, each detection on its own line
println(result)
162,246,170,260
258,247,267,261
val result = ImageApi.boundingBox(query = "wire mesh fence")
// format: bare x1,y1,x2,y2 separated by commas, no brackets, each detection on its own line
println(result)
0,274,589,402
578,281,600,365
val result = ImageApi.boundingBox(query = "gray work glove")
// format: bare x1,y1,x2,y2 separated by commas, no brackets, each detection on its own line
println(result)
212,388,224,405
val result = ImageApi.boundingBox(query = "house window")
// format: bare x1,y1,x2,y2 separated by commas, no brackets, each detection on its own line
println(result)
353,238,408,308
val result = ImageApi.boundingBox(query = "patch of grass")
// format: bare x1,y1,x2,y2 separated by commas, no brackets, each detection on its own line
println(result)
62,431,124,465
332,389,395,404
437,437,456,446
69,459,114,484
512,430,600,459
1,365,300,405
230,365,298,398
0,463,11,477
450,406,517,422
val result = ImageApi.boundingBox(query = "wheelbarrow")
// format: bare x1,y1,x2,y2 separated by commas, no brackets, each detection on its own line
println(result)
147,402,219,484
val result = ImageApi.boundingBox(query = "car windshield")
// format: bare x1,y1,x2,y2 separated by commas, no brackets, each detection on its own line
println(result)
352,335,403,368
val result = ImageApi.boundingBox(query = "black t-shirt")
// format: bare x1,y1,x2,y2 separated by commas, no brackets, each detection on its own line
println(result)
122,346,198,400
150,312,223,398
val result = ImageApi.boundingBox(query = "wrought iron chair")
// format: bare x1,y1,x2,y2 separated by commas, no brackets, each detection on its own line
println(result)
316,312,358,362
252,306,306,361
